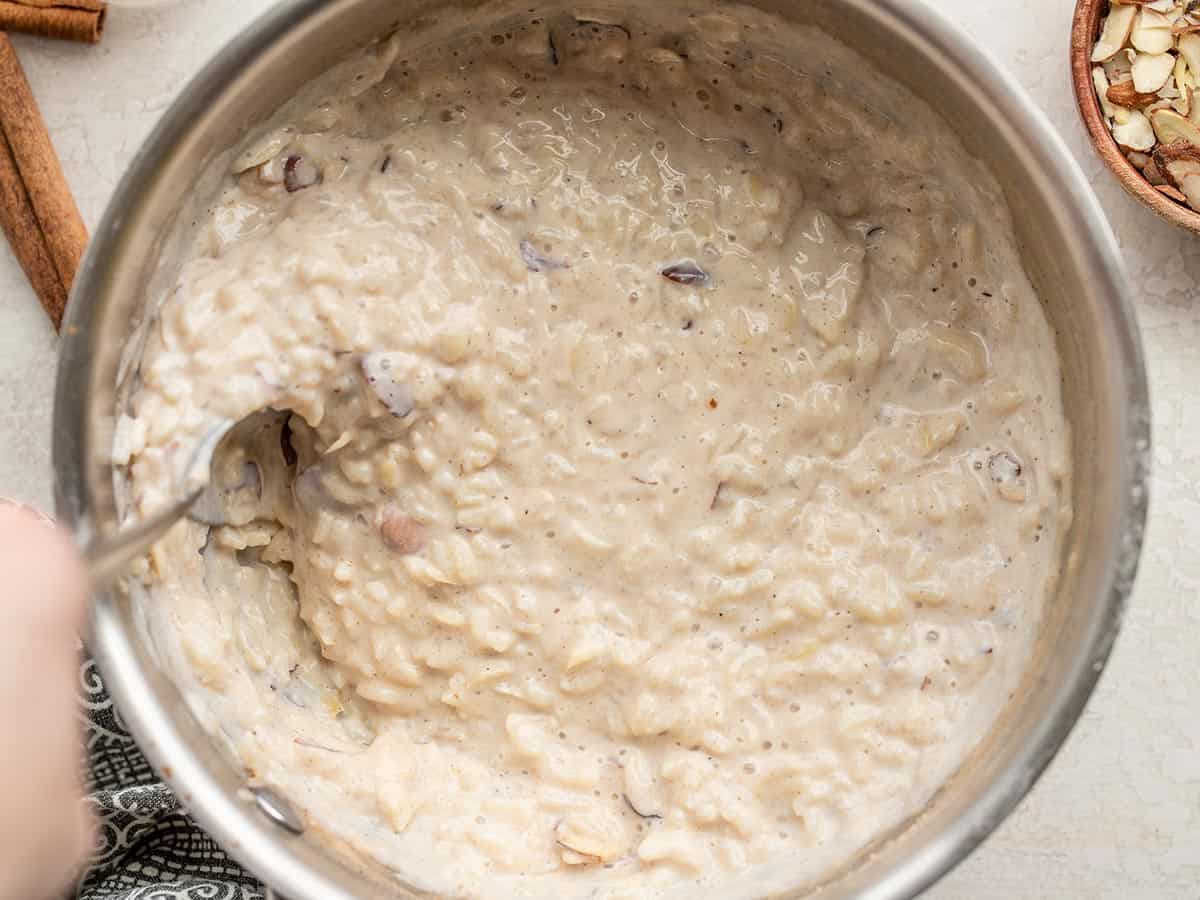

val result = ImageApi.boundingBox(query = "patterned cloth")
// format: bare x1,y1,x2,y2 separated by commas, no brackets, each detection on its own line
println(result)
77,657,264,900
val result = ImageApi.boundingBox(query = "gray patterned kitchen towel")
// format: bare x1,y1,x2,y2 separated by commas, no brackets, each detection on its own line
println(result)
77,656,264,900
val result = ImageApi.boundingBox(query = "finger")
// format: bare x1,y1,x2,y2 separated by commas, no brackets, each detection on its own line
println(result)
0,504,91,900
0,503,88,636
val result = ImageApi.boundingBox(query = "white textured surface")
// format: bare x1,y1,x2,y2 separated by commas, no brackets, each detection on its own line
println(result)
0,1,1193,896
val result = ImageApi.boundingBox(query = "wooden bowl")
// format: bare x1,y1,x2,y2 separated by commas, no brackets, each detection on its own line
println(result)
1071,0,1200,233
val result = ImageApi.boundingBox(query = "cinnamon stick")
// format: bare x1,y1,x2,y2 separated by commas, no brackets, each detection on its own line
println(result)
0,0,105,44
0,126,63,323
0,34,88,329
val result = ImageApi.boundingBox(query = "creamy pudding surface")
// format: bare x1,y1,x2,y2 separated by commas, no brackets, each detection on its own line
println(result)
116,3,1073,897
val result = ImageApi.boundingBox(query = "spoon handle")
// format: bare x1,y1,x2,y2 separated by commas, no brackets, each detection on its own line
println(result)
83,488,201,590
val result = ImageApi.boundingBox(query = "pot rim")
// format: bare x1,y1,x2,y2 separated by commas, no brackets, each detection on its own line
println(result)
53,2,1150,898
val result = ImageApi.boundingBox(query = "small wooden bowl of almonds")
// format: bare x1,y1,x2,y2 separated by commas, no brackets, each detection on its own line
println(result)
1072,0,1200,232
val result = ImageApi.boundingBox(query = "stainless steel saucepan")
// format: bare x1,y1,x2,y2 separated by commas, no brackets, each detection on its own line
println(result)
53,1,1150,897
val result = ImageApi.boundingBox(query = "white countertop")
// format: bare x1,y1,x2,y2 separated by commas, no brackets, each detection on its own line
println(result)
1,1,1194,897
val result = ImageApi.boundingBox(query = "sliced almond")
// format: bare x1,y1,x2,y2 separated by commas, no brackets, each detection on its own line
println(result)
1153,140,1200,168
1177,170,1200,209
1127,150,1154,169
1093,5,1139,62
1174,14,1200,35
1154,145,1200,208
1096,66,1121,118
1108,79,1164,107
1133,51,1177,92
621,750,664,819
1150,106,1200,144
232,129,291,174
1185,87,1200,118
1174,56,1193,114
1131,8,1176,54
1144,157,1167,183
1152,142,1200,189
554,810,625,863
1105,48,1136,84
1113,108,1157,150
1176,52,1191,88
1180,33,1200,81
1156,182,1189,201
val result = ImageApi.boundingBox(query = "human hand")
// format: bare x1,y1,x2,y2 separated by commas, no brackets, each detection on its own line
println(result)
0,504,92,900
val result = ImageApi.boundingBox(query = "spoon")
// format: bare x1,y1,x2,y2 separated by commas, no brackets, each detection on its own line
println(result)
83,416,239,590
82,350,406,589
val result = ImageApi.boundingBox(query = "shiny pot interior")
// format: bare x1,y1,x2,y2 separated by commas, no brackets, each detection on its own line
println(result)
53,1,1150,898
